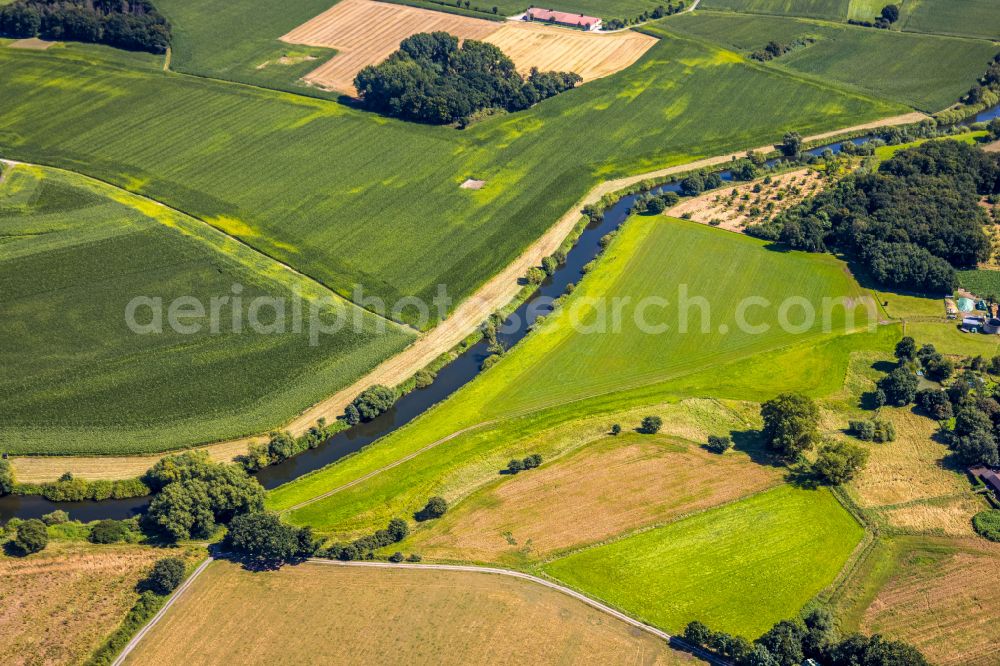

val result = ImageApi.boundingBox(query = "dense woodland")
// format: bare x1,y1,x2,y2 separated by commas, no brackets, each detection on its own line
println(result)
0,0,170,53
751,141,997,293
354,32,580,125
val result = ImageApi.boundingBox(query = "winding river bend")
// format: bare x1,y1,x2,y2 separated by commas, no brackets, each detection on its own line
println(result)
4,108,995,522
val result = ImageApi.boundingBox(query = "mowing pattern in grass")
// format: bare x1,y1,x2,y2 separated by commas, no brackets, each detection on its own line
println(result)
122,560,700,665
902,0,1000,41
272,218,884,532
671,12,999,111
0,165,413,455
543,485,864,639
697,0,850,21
0,32,900,327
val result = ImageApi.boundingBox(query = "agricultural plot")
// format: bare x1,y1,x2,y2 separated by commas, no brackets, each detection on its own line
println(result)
0,542,171,664
901,0,1000,41
670,12,1000,111
857,537,1000,666
404,430,783,565
543,486,864,639
0,164,413,455
282,0,657,94
273,218,881,532
697,0,850,21
386,0,674,20
0,35,900,328
122,560,701,665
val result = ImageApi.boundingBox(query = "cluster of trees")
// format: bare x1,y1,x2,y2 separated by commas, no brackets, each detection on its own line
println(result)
0,0,171,53
321,517,410,561
237,421,336,472
0,459,13,496
684,608,927,666
602,1,686,30
505,453,542,474
355,32,580,125
750,38,814,62
962,53,1000,110
15,472,148,502
848,418,896,443
752,141,997,294
761,393,869,483
345,385,397,425
848,3,900,29
632,190,679,215
226,511,317,564
144,451,265,541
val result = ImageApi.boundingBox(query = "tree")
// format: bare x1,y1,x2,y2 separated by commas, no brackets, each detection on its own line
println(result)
802,607,835,659
640,415,663,434
706,435,732,453
779,132,803,158
761,393,819,458
916,388,952,420
755,619,804,666
680,173,705,196
829,633,929,666
610,423,622,435
922,353,953,381
350,385,396,422
416,496,448,521
144,557,186,595
646,196,666,214
814,439,869,484
89,519,129,544
41,510,69,525
683,620,712,647
0,458,13,496
894,336,916,362
389,551,405,562
14,519,48,555
523,453,542,469
526,266,547,284
878,367,918,406
743,644,779,666
541,255,558,275
506,458,524,474
387,517,409,542
880,4,899,23
226,512,314,564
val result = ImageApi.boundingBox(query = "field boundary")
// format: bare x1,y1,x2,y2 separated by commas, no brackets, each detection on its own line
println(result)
8,111,926,482
111,557,726,665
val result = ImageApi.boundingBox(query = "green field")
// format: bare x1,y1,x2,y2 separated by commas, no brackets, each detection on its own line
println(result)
543,485,864,638
902,0,1000,41
957,269,1000,299
387,0,675,19
671,12,999,111
0,31,900,329
697,0,850,21
271,217,888,531
0,164,413,455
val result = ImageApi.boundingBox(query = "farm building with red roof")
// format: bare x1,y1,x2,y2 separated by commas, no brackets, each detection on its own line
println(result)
525,7,602,30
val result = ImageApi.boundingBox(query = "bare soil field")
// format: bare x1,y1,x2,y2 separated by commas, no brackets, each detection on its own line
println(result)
0,542,164,665
123,559,699,665
282,0,656,93
407,430,782,564
861,537,1000,666
667,168,824,232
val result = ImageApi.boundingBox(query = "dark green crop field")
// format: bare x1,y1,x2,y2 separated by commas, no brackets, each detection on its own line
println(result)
0,165,413,455
902,0,1000,41
671,11,999,111
698,0,849,21
0,31,900,328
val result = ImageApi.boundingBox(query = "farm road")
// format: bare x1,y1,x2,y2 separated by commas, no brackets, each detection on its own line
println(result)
112,557,726,665
6,110,927,483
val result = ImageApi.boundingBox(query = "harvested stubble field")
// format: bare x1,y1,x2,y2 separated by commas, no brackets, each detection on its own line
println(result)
0,542,168,665
405,430,783,565
860,537,1000,666
123,559,701,665
543,485,865,639
282,0,657,93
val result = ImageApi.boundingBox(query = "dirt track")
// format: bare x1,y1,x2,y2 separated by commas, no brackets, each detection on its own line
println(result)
8,110,929,483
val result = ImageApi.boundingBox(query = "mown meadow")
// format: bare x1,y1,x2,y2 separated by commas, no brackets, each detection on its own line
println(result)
543,485,864,639
0,165,414,455
270,217,892,530
0,27,901,329
671,11,1000,111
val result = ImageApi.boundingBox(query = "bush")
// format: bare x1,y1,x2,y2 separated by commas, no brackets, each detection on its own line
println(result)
706,435,732,454
143,557,186,595
814,440,869,484
407,553,422,562
388,551,405,562
506,458,524,474
0,458,13,496
972,510,1000,542
523,453,542,469
89,519,130,544
41,510,69,525
349,385,396,422
640,416,663,434
610,423,621,435
416,496,448,521
526,266,547,285
13,518,48,555
848,418,895,443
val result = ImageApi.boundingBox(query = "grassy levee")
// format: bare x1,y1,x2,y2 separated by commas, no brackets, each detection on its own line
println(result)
0,27,902,329
0,164,414,455
271,217,894,531
671,11,1000,112
542,485,865,639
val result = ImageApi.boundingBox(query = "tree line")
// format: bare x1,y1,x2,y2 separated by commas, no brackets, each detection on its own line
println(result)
751,140,997,294
0,0,171,54
355,31,580,125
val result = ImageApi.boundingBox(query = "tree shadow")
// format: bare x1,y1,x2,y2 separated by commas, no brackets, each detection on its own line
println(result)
2,541,26,557
872,360,896,374
730,429,784,468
